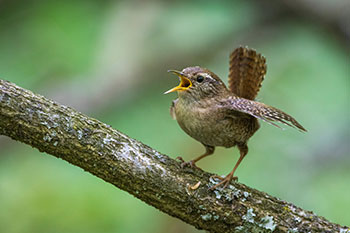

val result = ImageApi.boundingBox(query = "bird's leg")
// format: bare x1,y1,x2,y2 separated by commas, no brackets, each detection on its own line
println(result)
210,144,248,190
177,145,215,169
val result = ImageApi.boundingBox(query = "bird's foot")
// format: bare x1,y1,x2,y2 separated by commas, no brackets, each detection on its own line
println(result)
209,173,238,190
176,156,199,169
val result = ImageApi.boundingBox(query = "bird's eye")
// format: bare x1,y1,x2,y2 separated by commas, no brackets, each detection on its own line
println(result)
196,75,204,83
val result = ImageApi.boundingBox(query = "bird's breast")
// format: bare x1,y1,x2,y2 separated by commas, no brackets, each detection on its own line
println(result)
174,99,259,147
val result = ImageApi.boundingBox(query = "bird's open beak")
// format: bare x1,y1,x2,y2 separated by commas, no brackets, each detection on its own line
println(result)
164,70,192,94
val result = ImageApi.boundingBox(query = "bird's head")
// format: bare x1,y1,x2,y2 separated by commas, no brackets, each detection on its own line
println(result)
164,66,227,101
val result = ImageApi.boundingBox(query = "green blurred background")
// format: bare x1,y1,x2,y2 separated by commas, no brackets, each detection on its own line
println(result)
0,0,349,232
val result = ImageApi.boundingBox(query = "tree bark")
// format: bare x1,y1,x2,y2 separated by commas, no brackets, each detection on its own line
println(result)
0,80,348,233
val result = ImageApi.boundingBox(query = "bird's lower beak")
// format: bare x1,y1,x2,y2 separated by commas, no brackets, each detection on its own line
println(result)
164,70,192,94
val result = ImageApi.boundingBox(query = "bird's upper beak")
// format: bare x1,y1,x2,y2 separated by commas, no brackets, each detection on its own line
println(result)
164,70,192,94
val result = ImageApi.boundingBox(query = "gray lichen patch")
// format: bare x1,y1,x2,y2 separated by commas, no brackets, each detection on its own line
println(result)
43,130,57,142
288,228,299,233
258,215,277,231
213,190,222,199
0,91,10,105
243,191,250,199
102,133,119,146
150,150,169,164
340,228,350,233
242,208,256,223
213,214,220,221
235,208,279,233
294,216,301,223
112,139,167,179
201,213,212,221
208,177,252,203
77,129,84,140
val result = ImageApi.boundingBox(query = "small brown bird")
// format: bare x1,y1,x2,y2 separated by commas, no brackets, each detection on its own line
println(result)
165,47,306,190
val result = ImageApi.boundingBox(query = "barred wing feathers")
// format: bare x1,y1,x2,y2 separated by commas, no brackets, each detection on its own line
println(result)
222,97,306,132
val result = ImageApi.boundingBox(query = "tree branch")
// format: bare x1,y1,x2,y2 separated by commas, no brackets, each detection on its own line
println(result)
0,80,348,233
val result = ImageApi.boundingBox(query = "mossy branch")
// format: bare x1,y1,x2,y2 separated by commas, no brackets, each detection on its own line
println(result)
0,80,347,233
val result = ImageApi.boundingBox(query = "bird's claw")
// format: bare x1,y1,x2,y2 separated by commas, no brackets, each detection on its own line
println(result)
209,174,238,190
181,160,199,169
176,157,198,169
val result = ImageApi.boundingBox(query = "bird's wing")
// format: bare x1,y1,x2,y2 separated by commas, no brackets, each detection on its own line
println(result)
170,99,178,120
220,97,306,132
228,47,266,100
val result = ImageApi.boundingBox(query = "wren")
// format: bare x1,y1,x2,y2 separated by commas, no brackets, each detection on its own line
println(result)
165,47,306,190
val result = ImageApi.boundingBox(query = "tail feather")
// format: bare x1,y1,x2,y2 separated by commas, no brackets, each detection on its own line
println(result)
228,47,267,100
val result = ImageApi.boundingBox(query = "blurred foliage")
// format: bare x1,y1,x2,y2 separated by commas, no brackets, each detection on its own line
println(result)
0,0,349,232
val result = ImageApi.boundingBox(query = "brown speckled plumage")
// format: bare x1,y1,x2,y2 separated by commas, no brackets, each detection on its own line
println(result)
166,47,306,189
